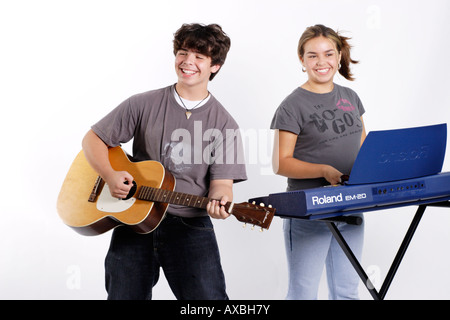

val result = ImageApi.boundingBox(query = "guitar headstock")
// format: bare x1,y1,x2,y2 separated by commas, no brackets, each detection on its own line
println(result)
229,202,275,230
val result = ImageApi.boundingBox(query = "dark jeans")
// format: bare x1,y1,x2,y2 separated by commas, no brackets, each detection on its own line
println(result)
105,214,228,300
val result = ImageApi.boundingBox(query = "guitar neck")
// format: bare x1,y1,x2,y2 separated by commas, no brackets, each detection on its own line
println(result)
138,186,232,212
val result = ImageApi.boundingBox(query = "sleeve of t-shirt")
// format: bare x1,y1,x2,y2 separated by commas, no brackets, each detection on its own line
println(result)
91,97,137,147
270,102,302,135
345,87,365,118
356,94,365,117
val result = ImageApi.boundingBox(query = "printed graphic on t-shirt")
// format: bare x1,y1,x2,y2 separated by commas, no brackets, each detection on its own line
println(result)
336,98,356,112
309,99,363,145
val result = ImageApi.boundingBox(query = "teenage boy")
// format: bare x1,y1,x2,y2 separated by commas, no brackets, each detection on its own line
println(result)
82,23,247,300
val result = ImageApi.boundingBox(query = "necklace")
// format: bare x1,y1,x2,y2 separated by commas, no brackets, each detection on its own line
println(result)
174,86,209,119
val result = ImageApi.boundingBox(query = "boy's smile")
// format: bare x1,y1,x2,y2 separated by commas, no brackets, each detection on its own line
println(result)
175,49,220,97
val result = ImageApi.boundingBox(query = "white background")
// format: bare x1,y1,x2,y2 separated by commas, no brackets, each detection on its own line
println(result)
1,0,450,300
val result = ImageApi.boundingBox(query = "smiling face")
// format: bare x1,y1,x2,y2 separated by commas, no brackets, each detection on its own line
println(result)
175,48,220,95
300,36,341,92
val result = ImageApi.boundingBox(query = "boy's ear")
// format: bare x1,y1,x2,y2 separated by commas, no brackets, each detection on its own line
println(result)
211,65,221,74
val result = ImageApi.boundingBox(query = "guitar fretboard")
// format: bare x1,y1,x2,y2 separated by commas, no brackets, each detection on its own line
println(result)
138,186,213,209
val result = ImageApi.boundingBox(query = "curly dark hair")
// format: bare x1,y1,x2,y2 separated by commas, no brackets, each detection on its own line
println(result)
173,23,231,80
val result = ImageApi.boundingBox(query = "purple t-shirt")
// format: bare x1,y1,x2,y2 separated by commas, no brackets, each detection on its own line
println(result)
92,84,247,217
271,83,365,190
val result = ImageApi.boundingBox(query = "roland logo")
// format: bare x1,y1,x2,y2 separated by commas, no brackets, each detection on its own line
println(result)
311,192,367,206
312,193,343,205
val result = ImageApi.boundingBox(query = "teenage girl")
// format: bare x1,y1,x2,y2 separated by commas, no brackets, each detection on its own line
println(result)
271,24,367,299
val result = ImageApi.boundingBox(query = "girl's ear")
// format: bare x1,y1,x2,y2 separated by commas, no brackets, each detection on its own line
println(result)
299,56,305,65
299,57,306,71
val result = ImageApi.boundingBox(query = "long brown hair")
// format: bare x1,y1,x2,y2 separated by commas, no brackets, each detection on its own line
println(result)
298,24,358,81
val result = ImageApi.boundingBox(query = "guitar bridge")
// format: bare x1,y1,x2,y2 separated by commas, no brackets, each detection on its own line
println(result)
88,176,104,202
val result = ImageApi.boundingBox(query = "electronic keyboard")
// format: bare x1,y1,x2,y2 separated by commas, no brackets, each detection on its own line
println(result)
250,124,449,220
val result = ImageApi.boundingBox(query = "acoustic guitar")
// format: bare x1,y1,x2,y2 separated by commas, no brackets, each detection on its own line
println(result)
57,146,275,236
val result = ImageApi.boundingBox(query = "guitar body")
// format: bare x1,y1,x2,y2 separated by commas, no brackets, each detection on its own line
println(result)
57,147,175,236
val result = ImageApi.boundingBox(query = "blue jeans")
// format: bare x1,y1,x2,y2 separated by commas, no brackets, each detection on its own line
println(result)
283,214,364,300
105,214,228,300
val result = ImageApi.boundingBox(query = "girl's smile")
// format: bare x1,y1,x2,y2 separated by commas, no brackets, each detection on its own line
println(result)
300,36,341,93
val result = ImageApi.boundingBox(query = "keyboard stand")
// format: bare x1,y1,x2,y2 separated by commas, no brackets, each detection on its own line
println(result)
321,201,450,300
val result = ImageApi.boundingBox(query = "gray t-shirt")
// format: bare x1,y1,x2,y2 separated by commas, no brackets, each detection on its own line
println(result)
92,84,247,217
271,84,365,190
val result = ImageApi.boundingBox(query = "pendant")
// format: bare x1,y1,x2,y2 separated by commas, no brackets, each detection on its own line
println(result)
185,111,192,119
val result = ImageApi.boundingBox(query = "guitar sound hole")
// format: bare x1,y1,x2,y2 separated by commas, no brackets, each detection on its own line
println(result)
122,181,137,201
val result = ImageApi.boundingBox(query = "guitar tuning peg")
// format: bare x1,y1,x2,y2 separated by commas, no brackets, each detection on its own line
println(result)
268,204,272,208
251,225,255,230
252,201,256,205
259,203,265,207
260,228,263,232
243,223,247,228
